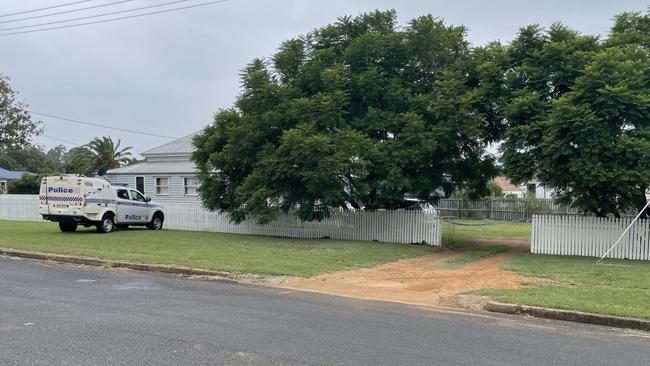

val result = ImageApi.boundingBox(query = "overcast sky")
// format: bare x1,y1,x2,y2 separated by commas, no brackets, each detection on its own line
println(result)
1,0,648,157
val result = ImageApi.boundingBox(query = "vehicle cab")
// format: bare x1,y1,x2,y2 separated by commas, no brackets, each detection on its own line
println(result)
112,185,164,228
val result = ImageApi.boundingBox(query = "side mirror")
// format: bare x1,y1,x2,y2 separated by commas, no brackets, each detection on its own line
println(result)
145,197,151,202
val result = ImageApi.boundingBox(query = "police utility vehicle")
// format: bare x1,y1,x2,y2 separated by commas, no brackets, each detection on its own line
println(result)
39,176,165,233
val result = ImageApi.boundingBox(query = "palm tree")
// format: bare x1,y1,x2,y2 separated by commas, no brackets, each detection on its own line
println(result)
79,136,133,176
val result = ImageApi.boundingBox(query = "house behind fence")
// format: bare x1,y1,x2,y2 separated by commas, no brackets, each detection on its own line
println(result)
0,195,441,246
532,214,650,261
434,198,580,221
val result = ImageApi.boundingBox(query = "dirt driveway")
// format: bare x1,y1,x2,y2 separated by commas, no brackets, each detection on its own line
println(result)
277,237,532,310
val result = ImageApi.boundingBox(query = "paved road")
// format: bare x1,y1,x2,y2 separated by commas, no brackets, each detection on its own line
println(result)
1,256,649,366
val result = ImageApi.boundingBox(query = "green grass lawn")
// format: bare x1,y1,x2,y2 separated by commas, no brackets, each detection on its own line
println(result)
441,220,531,249
424,220,529,267
476,254,650,319
0,220,438,277
443,221,650,319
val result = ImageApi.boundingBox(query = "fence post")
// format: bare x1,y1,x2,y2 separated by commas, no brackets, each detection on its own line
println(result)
489,198,494,220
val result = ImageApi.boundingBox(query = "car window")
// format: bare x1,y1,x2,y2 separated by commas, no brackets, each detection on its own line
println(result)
129,190,146,202
116,189,129,200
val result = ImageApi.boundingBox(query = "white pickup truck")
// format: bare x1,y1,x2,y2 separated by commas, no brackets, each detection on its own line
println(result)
39,176,165,233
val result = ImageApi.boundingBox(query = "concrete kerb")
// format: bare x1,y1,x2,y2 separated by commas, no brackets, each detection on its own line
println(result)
485,301,650,332
0,248,232,279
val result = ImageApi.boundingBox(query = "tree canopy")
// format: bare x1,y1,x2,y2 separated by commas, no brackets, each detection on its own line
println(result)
497,10,650,217
195,7,650,221
75,136,133,176
0,137,134,178
0,145,66,174
0,74,41,151
193,10,498,222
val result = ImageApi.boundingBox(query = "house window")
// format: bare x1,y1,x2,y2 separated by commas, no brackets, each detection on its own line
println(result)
135,176,145,195
183,177,197,196
155,177,169,195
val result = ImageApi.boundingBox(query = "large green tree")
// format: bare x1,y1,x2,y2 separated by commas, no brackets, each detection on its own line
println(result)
0,145,64,174
194,11,497,223
0,74,41,150
494,23,600,183
538,46,650,217
62,146,91,174
498,10,650,217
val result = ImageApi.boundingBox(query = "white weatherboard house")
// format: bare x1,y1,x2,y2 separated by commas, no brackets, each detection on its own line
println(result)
105,133,200,202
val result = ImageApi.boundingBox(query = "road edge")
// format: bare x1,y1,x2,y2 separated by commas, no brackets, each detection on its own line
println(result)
0,248,233,279
5,247,649,331
484,301,650,331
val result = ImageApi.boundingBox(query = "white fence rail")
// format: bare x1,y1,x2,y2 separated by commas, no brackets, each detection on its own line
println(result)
532,215,650,260
0,195,40,221
161,203,441,245
0,195,441,245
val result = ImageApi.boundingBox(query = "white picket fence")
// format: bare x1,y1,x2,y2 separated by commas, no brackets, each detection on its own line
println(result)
0,195,441,245
158,203,441,245
0,195,40,221
532,215,650,260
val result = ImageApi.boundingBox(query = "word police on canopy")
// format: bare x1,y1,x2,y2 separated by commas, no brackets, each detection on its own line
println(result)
48,187,76,194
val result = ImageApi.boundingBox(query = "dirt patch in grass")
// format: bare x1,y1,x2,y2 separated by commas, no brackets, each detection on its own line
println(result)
436,245,511,268
278,247,533,310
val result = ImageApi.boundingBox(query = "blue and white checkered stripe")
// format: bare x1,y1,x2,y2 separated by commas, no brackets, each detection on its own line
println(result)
40,196,83,202
85,198,116,204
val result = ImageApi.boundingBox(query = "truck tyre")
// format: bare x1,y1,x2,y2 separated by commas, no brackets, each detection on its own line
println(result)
97,213,115,233
147,213,163,230
58,222,78,232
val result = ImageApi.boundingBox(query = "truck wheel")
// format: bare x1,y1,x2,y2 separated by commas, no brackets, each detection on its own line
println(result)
58,222,78,232
97,213,115,233
147,213,163,230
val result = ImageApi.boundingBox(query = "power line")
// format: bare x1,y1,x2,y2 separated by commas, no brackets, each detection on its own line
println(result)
0,1,94,18
0,0,228,36
42,134,145,156
42,134,83,146
32,111,177,139
0,0,135,25
0,0,192,32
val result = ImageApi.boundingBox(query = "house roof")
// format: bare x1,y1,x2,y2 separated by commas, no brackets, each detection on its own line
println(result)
143,132,198,156
106,161,196,175
0,168,26,180
492,176,521,192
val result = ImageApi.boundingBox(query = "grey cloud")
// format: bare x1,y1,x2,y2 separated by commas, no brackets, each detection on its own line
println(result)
1,0,647,155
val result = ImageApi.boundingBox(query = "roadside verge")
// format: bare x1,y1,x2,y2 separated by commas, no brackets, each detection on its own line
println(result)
485,301,650,332
0,248,233,279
